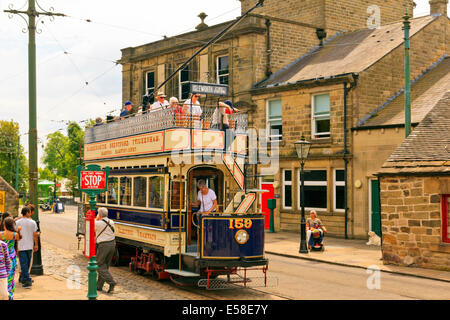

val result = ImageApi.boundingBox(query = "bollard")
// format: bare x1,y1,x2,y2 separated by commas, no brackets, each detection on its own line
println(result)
267,199,276,233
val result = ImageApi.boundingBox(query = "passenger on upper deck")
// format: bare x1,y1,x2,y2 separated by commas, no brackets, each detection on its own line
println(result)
183,93,202,127
191,180,217,214
182,93,202,116
211,100,240,130
169,97,182,114
151,92,170,112
94,117,104,126
120,101,134,119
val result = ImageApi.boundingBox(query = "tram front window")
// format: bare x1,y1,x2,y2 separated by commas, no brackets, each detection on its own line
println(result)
133,176,147,207
149,176,164,209
107,177,119,205
120,177,132,206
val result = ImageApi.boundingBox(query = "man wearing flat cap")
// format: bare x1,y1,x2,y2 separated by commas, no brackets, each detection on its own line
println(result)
151,91,170,112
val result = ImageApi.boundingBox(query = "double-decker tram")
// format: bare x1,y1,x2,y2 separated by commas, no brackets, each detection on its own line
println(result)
80,83,269,289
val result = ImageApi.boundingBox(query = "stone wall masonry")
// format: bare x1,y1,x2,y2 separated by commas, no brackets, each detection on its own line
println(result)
268,21,320,74
380,176,450,271
240,0,326,28
241,0,413,31
324,0,414,31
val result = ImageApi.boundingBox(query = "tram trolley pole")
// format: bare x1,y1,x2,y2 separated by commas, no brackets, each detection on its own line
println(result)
77,165,110,300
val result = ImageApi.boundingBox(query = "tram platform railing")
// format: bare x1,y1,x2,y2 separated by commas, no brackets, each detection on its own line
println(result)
85,106,248,144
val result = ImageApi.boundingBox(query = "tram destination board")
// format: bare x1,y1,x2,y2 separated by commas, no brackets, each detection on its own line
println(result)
189,82,228,96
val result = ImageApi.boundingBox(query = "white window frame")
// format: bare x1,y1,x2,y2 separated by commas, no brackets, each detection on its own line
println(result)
266,99,282,142
333,169,345,212
145,71,155,96
282,169,293,210
216,55,229,85
311,93,331,139
297,169,327,212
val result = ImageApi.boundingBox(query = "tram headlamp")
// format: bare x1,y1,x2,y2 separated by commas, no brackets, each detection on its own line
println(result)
235,230,249,245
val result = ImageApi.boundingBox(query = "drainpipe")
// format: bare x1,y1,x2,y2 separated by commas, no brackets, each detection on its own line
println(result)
265,19,272,77
343,74,358,239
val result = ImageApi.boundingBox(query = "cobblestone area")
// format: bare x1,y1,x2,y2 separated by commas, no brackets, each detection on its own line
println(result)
41,241,281,300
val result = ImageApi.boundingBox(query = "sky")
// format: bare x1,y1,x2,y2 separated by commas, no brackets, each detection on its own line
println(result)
0,0,448,165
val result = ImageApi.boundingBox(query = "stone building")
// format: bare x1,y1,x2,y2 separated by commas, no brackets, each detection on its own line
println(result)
250,6,449,237
119,0,448,238
119,0,413,108
377,91,450,271
0,175,19,216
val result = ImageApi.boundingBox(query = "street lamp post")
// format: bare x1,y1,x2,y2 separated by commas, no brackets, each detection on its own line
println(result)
295,136,311,254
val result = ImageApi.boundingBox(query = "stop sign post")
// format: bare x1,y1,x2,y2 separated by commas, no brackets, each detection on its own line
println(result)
77,164,110,300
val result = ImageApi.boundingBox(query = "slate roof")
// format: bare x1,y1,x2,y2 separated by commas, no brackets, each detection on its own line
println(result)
255,15,438,88
378,91,450,174
358,55,450,127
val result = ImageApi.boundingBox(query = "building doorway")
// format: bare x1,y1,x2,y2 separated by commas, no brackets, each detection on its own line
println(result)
369,179,382,237
187,167,224,245
260,176,275,230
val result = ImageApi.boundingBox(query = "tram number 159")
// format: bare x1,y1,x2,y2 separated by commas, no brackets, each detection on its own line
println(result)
229,218,252,230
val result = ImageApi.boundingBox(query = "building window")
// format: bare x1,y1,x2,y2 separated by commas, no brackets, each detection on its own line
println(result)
443,195,450,243
149,176,164,209
146,71,155,104
179,65,190,101
217,55,229,85
267,99,282,141
282,169,292,209
133,177,147,207
334,169,345,211
312,93,330,139
298,169,327,210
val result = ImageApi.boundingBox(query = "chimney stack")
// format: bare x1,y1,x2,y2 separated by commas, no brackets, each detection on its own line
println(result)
429,0,448,16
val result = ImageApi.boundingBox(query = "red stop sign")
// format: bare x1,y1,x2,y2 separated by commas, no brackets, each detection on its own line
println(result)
80,171,106,190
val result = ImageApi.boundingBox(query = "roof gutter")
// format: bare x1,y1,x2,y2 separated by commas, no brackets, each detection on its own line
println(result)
251,73,356,95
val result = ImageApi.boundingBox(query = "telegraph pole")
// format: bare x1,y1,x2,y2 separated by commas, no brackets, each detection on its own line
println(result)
5,0,65,276
403,9,411,138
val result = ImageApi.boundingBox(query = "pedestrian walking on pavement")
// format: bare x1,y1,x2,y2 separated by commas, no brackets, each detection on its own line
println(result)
0,239,11,300
16,207,39,289
0,215,22,299
95,207,117,293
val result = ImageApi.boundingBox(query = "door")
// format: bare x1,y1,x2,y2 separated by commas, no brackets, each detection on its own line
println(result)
370,179,381,237
188,167,224,245
261,183,274,230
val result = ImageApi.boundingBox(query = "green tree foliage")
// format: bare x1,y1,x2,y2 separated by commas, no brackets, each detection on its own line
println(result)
41,122,84,198
0,120,28,192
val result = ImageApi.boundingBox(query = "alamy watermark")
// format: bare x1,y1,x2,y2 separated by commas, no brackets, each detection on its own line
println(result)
367,5,381,30
366,265,381,290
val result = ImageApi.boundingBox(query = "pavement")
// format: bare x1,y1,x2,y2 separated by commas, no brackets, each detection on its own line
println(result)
11,229,450,300
264,231,450,283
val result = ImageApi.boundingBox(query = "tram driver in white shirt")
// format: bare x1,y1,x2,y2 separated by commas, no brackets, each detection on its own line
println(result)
191,179,217,214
